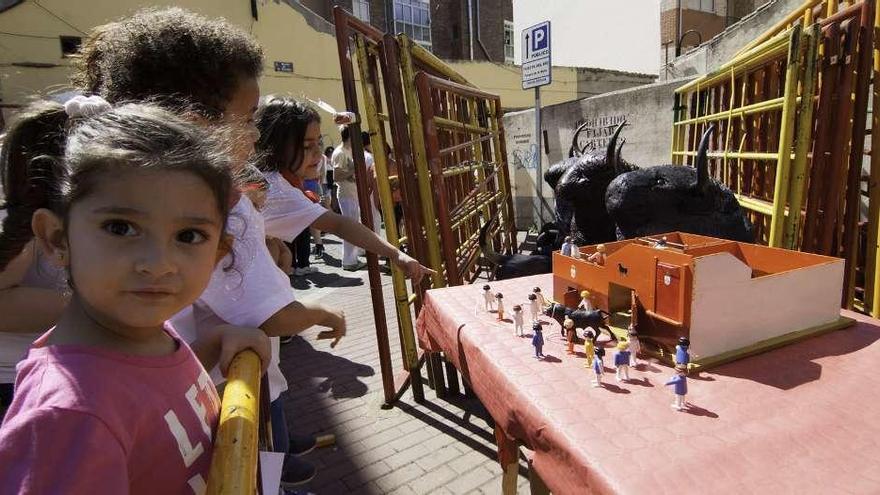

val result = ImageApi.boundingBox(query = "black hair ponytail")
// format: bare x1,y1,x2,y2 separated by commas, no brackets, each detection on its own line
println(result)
0,101,69,271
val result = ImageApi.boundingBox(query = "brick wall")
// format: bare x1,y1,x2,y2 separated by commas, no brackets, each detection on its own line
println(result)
296,0,512,62
660,8,727,52
431,0,466,60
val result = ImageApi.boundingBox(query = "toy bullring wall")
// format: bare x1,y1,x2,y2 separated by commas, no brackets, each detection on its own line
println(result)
503,77,695,228
689,251,843,358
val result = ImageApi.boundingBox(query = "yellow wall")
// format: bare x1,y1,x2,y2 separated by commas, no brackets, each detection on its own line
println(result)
0,0,581,143
447,60,580,109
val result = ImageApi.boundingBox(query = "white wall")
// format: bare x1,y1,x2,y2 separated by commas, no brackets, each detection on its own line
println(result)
689,252,844,358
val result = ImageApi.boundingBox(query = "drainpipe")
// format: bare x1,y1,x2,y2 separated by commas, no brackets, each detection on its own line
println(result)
474,0,491,60
676,0,682,56
468,0,474,60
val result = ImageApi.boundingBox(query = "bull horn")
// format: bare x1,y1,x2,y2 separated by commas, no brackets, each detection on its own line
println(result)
569,120,591,158
616,137,626,165
696,124,715,192
606,120,626,173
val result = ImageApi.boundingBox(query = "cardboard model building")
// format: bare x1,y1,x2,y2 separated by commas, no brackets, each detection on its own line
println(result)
552,232,852,368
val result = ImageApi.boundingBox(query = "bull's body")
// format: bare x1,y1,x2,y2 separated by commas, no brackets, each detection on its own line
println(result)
543,303,614,341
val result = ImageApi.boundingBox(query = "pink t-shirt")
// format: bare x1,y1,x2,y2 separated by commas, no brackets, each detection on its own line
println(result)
0,325,220,494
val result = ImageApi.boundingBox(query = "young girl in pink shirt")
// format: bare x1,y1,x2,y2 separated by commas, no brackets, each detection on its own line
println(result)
0,101,269,493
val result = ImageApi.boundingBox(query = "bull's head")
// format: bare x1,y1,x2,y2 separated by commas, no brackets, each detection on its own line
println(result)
551,122,635,244
604,125,753,242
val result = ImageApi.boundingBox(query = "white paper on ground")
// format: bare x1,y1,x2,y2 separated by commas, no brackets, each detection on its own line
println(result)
259,451,284,495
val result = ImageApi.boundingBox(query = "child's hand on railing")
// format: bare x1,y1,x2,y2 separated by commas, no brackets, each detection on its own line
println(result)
214,325,271,377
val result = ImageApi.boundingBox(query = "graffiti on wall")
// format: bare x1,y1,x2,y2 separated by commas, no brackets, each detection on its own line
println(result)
511,133,539,170
572,114,627,153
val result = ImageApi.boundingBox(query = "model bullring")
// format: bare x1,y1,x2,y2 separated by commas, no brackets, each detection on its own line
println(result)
552,232,852,368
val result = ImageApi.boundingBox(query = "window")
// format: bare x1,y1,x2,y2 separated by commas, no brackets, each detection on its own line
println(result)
393,0,431,50
60,36,82,58
352,0,370,23
698,0,715,13
503,20,514,63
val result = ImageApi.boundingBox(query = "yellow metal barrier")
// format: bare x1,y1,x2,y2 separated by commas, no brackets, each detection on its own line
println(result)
206,350,261,495
672,25,814,248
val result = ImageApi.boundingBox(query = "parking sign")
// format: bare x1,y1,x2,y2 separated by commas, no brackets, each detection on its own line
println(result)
522,21,551,89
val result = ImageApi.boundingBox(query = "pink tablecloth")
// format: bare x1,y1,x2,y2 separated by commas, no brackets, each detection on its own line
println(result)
416,274,880,494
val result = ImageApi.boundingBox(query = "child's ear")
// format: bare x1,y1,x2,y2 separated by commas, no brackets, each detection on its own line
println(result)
216,233,234,265
31,208,68,268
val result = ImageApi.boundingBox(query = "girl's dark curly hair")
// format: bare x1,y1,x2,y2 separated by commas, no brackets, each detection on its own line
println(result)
72,7,264,118
254,96,321,175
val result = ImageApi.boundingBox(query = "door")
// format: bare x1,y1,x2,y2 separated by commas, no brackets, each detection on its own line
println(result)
654,262,682,322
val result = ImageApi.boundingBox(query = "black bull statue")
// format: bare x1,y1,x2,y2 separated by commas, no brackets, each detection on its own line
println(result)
545,122,753,246
479,122,752,281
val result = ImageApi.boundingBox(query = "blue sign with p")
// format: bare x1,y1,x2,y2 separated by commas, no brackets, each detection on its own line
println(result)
532,25,548,51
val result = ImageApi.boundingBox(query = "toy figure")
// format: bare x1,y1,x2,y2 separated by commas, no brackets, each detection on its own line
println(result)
577,290,593,312
613,341,631,382
591,347,605,387
495,293,505,320
665,364,688,410
561,236,575,257
532,287,548,308
481,284,494,312
626,325,641,367
582,329,595,368
653,236,669,249
532,323,545,359
564,316,576,354
527,293,540,323
586,244,607,266
512,305,524,337
674,337,690,366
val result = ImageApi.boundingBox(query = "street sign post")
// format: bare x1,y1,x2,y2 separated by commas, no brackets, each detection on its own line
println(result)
522,21,551,226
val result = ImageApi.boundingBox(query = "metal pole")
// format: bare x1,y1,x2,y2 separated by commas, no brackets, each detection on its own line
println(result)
535,86,543,227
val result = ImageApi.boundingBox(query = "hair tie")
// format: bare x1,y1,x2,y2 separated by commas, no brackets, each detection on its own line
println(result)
63,95,111,119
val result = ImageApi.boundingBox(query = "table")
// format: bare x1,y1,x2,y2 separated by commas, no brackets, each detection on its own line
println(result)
415,274,880,494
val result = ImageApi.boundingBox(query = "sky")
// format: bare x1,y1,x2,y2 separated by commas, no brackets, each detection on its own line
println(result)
513,0,661,75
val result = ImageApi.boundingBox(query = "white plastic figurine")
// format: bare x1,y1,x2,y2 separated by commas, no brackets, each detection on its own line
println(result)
532,287,547,308
613,341,631,382
577,290,593,312
561,236,575,257
477,284,494,313
512,305,524,336
495,293,505,320
627,325,641,367
527,293,540,323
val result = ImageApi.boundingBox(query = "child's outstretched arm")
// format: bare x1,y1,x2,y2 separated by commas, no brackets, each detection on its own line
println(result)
191,324,272,377
312,211,435,284
261,301,346,348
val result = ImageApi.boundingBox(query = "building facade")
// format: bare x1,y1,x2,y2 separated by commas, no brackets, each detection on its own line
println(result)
299,0,514,63
659,0,757,64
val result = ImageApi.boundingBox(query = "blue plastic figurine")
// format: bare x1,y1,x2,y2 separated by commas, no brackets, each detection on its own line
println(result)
561,236,574,257
674,337,690,366
665,364,688,411
613,341,631,382
591,346,605,387
532,323,545,359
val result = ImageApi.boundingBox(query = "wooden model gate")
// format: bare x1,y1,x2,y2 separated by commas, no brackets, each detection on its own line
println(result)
671,0,878,313
333,7,515,405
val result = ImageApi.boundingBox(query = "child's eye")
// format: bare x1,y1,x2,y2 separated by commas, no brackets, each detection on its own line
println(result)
177,229,208,244
102,221,138,237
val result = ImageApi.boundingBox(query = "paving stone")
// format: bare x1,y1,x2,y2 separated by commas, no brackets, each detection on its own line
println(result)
279,234,529,493
373,462,426,493
446,466,496,494
407,464,459,494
